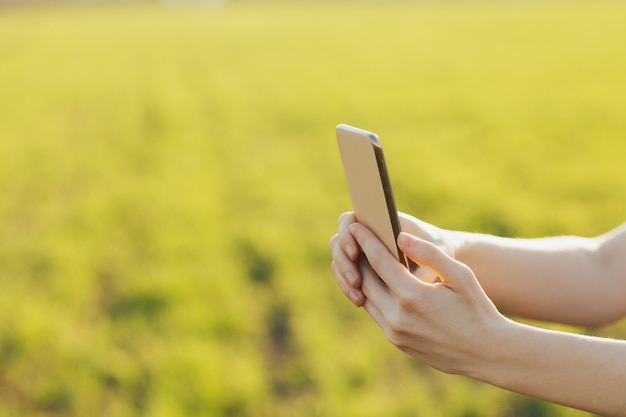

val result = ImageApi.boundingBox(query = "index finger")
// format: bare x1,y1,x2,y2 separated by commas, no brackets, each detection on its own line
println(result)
349,223,423,296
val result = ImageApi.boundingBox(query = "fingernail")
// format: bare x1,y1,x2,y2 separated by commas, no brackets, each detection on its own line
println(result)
346,244,357,258
345,271,357,286
349,289,361,304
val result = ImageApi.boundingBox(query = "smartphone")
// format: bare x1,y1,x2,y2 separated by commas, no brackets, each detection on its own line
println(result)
336,124,410,269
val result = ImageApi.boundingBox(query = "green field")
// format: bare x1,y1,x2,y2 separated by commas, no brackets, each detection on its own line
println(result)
1,1,626,416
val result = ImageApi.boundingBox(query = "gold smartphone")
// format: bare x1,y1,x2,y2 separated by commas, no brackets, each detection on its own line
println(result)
336,124,410,269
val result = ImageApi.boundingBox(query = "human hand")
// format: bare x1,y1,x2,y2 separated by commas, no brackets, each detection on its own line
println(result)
397,212,460,259
329,211,460,307
350,223,507,375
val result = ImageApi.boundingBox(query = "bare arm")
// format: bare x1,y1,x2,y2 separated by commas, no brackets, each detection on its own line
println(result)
452,222,626,326
330,212,626,326
348,224,626,417
480,321,626,417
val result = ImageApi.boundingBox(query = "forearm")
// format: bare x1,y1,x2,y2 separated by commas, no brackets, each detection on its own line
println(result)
346,220,626,415
452,230,623,326
473,319,626,417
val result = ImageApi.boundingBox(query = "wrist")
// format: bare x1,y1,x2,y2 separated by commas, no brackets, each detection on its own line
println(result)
464,316,523,384
448,230,480,265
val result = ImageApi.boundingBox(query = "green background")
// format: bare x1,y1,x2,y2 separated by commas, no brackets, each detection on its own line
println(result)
1,1,625,416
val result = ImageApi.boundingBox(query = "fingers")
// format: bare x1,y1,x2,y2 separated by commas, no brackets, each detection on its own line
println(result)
329,232,360,283
350,222,476,298
331,258,365,307
398,212,431,239
358,257,389,301
338,212,360,260
359,256,396,310
397,232,474,292
349,223,420,297
329,212,365,307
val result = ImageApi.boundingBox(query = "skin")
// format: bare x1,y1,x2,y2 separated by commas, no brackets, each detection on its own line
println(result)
329,212,626,416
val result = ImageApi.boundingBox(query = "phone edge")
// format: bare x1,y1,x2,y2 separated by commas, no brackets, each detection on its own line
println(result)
372,143,411,269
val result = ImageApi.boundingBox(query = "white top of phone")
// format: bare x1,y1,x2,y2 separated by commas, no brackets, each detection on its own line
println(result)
336,123,381,147
336,124,408,267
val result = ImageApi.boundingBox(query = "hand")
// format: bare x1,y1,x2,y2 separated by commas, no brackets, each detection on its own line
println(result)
329,212,460,307
397,212,460,259
350,223,507,375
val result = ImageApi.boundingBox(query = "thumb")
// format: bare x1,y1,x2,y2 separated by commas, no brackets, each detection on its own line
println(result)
398,232,474,291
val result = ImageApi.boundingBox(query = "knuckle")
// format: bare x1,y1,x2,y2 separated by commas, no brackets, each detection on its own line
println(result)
338,230,354,250
384,303,421,349
385,317,411,349
397,278,423,307
396,292,415,312
328,234,338,250
329,238,342,260
387,323,403,342
455,262,475,284
386,306,408,334
338,211,354,226
330,261,350,292
383,325,403,347
330,261,341,281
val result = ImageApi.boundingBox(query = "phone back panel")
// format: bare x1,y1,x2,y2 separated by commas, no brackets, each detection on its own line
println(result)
336,124,403,262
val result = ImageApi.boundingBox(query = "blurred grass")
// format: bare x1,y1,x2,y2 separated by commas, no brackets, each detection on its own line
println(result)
1,1,626,416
